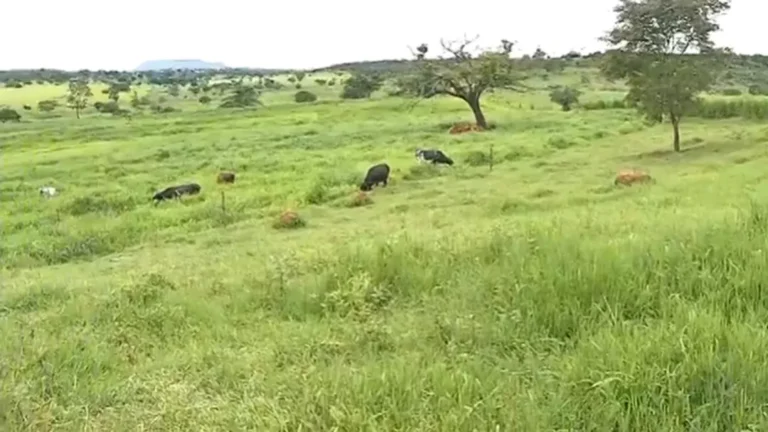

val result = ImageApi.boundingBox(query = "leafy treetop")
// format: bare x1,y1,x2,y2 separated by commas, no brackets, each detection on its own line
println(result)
601,0,731,152
401,36,525,129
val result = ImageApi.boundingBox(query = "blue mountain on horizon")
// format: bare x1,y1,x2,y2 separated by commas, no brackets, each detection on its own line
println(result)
135,59,228,71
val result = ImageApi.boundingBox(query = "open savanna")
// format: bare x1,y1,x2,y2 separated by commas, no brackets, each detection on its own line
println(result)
2,75,768,431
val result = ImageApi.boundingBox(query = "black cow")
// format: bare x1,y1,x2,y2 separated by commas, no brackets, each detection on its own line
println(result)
415,148,454,165
153,183,202,204
360,163,390,191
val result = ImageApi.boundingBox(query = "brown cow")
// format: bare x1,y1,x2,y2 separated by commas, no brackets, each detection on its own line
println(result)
614,169,652,186
217,172,236,184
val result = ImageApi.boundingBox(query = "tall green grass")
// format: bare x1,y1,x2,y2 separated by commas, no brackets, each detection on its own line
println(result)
1,202,767,430
581,97,768,120
2,76,768,430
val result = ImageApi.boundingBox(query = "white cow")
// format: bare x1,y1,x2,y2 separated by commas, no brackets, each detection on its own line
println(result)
39,186,57,198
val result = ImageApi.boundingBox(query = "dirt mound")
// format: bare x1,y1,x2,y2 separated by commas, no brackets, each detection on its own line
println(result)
614,169,653,186
273,210,306,229
449,122,483,135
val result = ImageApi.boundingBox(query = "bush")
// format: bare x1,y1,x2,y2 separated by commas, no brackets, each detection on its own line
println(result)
341,74,383,100
294,90,318,103
38,100,59,112
549,86,582,111
94,101,121,114
198,95,212,104
0,108,21,122
747,84,768,96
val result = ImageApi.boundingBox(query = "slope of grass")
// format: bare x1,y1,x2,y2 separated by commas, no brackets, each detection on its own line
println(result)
1,80,768,430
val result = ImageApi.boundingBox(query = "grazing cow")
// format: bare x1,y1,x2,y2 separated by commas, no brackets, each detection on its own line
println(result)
217,172,236,184
359,163,390,192
39,186,57,198
415,148,454,166
153,183,202,204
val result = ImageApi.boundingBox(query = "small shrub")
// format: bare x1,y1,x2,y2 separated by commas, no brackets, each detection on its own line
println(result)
294,90,318,103
305,182,329,205
94,101,121,114
198,95,212,104
0,108,21,123
38,100,58,112
341,73,383,99
314,79,327,85
747,84,768,96
22,105,31,111
273,210,306,230
549,86,582,111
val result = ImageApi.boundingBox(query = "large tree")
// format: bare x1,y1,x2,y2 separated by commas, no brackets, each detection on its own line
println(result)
601,0,731,152
401,36,524,129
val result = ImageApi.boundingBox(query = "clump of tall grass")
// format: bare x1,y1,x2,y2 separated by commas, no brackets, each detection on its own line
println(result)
580,97,768,120
691,98,768,120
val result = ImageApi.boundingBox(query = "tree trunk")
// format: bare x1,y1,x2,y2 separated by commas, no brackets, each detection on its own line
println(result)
671,113,680,152
75,106,81,120
466,95,488,129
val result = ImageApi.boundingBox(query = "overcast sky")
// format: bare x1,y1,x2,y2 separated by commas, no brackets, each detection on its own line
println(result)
3,0,763,71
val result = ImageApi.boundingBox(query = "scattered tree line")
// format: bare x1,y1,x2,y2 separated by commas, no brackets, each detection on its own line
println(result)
3,0,764,154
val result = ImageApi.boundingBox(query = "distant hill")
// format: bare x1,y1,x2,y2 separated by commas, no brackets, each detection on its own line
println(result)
135,59,228,71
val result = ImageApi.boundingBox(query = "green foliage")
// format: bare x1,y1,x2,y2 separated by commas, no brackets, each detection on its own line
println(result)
294,71,306,83
399,37,524,128
65,78,93,119
3,72,768,430
294,90,318,103
340,73,384,99
549,86,582,111
719,88,742,96
464,150,492,166
0,107,21,122
93,101,128,116
314,79,327,86
107,82,131,102
219,82,263,109
37,99,58,112
198,95,212,104
747,84,768,96
166,83,181,97
601,0,732,151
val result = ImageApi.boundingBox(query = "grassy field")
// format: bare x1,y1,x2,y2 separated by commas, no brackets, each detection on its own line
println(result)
2,70,768,431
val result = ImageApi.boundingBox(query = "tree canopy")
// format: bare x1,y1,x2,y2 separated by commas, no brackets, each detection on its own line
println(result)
601,0,731,152
400,36,525,129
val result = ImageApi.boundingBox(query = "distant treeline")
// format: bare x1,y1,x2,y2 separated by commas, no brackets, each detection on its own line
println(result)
2,53,768,88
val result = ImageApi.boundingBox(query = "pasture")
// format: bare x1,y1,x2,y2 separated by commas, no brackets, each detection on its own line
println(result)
2,69,768,431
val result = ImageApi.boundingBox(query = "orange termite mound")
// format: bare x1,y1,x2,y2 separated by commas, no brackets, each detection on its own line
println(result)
614,169,653,186
449,122,483,135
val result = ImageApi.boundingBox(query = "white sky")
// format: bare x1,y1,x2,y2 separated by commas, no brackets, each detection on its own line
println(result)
2,0,763,71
